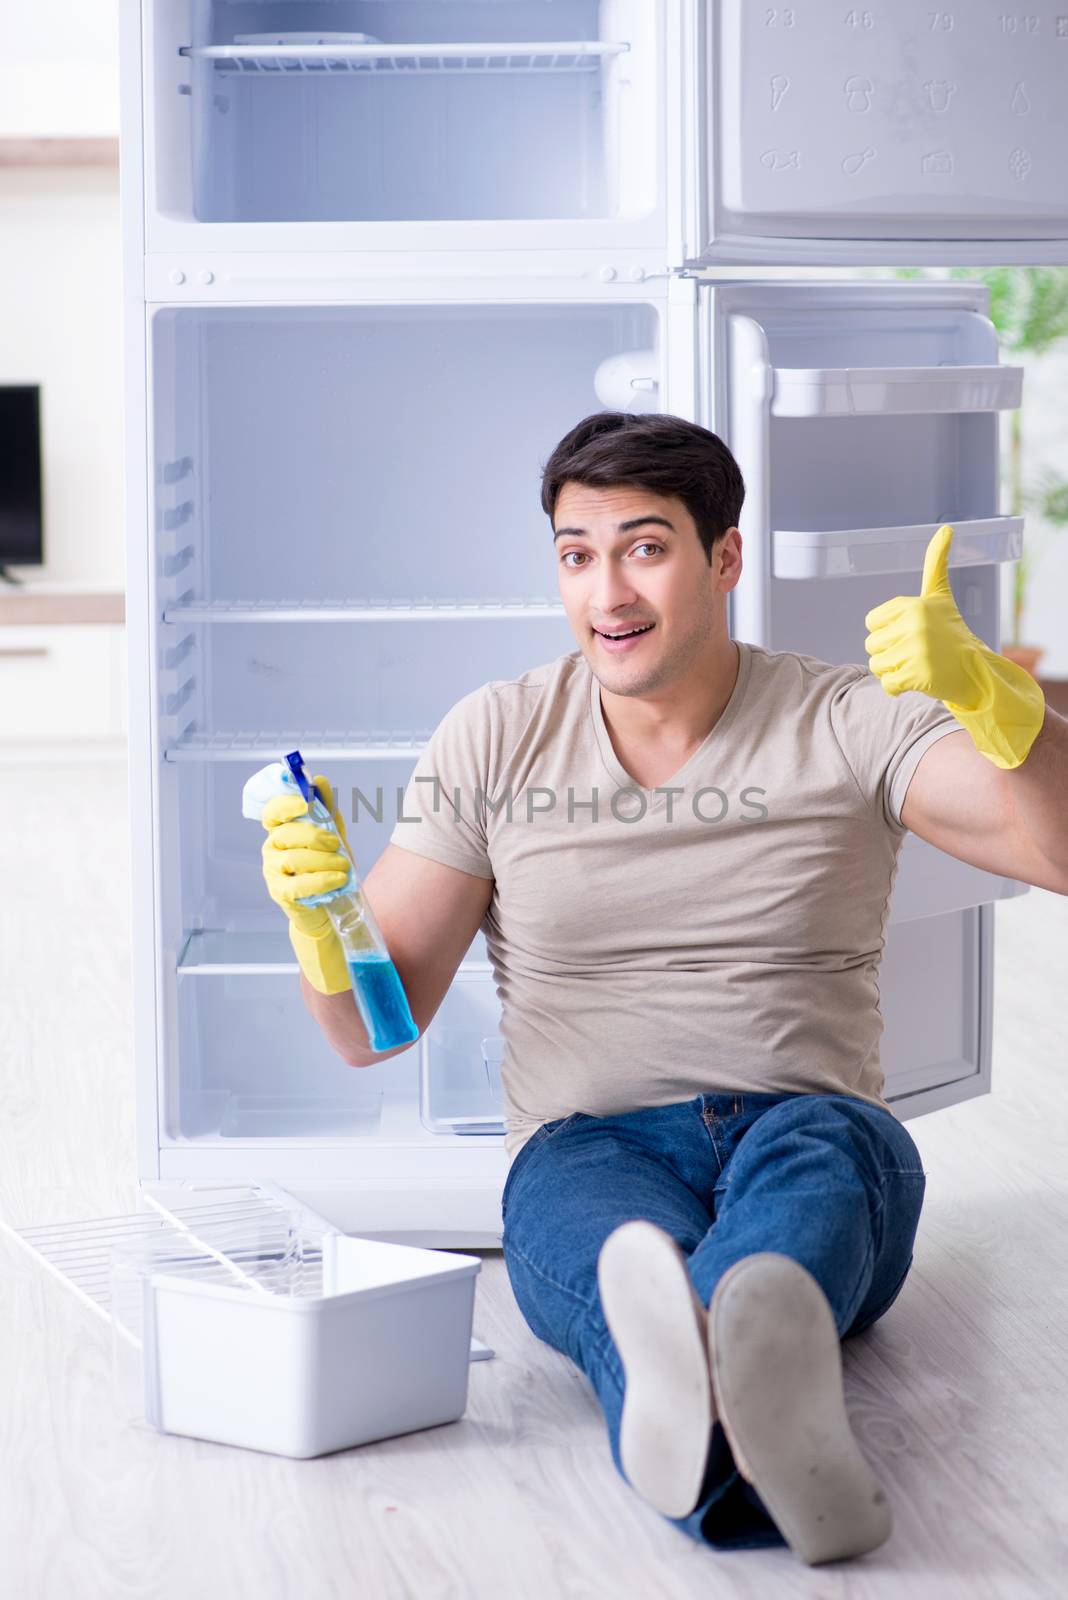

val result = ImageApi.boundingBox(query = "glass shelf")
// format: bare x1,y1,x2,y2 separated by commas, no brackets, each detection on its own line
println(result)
219,1093,382,1139
178,929,491,976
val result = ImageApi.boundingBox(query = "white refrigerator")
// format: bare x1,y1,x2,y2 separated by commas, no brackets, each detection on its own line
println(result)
119,0,1066,1246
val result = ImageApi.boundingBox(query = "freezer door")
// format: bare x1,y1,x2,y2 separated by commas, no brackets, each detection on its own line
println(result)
694,0,1068,265
701,278,1026,1113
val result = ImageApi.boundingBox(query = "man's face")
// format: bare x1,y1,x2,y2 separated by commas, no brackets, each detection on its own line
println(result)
552,482,741,697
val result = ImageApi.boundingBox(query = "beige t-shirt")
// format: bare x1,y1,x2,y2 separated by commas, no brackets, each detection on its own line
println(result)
389,640,963,1160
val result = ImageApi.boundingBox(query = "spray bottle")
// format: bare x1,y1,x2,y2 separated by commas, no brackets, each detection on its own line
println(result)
242,750,418,1053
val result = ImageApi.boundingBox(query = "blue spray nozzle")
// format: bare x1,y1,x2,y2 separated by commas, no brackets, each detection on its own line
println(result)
283,749,321,807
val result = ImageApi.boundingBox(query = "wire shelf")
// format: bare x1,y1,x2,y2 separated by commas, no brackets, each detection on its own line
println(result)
164,729,431,761
163,597,565,623
1,1191,326,1323
180,39,629,77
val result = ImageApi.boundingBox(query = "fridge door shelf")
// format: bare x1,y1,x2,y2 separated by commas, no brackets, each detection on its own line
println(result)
718,285,1018,667
771,365,1023,418
180,40,630,76
163,597,565,623
773,516,1023,581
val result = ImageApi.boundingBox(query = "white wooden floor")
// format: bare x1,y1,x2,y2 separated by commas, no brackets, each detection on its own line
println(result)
2,752,1067,1600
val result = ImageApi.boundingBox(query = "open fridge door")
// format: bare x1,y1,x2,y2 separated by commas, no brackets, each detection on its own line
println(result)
703,278,1026,1116
691,0,1068,266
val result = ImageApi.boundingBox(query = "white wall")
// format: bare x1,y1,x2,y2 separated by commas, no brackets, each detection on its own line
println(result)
0,165,124,585
0,2,118,139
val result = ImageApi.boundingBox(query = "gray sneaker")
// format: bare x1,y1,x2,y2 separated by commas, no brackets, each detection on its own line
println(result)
707,1252,894,1566
596,1219,715,1518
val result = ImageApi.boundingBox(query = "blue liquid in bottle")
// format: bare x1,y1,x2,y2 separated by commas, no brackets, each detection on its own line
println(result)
347,951,420,1052
276,750,419,1052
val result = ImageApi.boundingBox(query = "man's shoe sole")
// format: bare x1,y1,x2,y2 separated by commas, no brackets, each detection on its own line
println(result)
596,1220,714,1518
707,1252,893,1566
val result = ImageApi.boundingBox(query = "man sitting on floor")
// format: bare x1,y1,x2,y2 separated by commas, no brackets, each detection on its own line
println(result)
259,412,1063,1565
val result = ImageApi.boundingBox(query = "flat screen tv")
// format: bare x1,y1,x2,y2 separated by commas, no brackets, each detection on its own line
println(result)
0,385,43,576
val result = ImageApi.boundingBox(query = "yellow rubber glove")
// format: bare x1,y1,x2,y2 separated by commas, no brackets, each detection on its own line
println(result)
863,524,1045,770
261,773,353,995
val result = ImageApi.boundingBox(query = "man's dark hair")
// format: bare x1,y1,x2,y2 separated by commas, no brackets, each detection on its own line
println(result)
540,412,745,565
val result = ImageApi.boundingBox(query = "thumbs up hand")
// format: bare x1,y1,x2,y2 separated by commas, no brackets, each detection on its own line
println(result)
863,524,983,705
863,523,1045,769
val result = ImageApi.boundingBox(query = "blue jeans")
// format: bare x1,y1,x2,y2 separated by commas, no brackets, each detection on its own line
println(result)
500,1091,926,1551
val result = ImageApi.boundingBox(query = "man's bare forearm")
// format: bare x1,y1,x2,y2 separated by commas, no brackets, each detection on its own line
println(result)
299,973,410,1067
1000,703,1068,870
